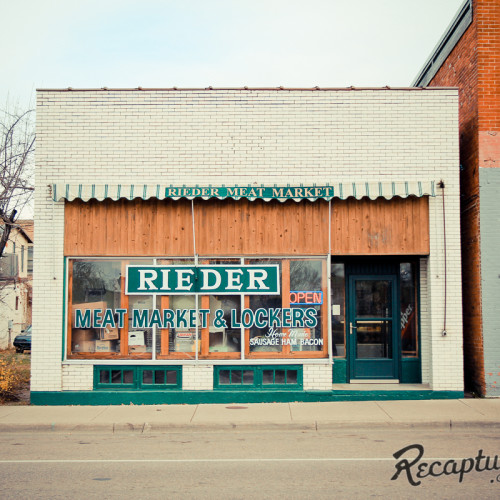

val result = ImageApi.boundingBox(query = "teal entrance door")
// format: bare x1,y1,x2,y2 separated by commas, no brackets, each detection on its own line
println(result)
348,275,399,380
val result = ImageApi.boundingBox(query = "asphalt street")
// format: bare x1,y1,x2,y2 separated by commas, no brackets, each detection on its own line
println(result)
1,427,499,499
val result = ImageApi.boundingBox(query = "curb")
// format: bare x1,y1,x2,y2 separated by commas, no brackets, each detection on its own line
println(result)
1,420,500,433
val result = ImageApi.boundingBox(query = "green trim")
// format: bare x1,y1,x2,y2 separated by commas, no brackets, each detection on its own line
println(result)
214,365,303,390
332,359,347,383
347,274,399,380
31,390,465,406
401,358,422,384
93,365,182,390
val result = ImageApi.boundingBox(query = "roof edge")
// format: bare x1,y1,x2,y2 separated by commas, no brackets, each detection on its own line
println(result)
36,86,459,93
412,0,473,87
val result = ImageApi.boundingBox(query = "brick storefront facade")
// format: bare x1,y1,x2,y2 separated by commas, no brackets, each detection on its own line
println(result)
33,88,463,404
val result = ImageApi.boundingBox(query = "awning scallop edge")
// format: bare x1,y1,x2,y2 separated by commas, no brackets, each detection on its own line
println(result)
51,182,436,203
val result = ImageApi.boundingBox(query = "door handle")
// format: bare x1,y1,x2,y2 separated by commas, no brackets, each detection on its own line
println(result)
350,322,357,335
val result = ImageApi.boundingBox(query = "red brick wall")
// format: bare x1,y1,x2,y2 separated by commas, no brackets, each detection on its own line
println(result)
428,0,484,395
426,0,500,395
477,0,500,166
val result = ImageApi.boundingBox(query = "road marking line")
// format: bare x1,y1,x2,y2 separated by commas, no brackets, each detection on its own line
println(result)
0,457,454,464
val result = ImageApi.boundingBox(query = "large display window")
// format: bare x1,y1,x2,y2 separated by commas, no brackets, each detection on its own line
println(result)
66,256,329,360
69,258,155,359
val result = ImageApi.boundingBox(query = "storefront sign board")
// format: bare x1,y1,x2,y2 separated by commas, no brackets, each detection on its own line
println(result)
126,265,280,295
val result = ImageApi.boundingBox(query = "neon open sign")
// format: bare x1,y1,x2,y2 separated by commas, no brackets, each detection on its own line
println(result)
289,291,323,305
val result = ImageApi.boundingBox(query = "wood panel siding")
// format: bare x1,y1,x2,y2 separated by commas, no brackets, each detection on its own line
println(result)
330,197,429,255
64,198,330,256
64,196,429,257
65,199,194,257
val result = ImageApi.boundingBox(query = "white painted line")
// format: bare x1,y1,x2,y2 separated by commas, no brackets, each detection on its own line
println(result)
0,457,453,464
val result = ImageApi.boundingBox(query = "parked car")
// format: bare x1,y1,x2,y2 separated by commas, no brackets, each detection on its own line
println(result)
13,325,31,353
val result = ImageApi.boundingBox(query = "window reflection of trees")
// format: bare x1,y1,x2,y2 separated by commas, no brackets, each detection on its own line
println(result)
72,261,121,303
290,260,321,290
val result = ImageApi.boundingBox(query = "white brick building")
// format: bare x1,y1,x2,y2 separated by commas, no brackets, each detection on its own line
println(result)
32,88,463,404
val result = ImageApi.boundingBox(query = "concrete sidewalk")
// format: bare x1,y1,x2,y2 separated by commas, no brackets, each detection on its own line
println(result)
0,399,499,432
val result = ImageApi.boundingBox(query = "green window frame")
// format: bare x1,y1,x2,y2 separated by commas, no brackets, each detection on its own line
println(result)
214,365,303,390
94,365,182,390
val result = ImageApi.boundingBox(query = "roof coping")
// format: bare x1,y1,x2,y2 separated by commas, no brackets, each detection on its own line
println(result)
36,86,458,93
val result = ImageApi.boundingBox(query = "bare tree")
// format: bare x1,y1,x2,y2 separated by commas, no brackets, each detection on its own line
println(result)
0,106,35,258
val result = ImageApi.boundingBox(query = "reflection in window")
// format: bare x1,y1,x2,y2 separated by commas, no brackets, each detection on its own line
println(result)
355,280,392,318
166,370,177,384
143,370,153,384
208,295,241,353
168,295,199,354
355,320,392,359
70,259,154,358
287,370,298,384
219,370,230,384
400,263,418,357
242,370,254,384
262,370,274,384
290,260,323,352
157,259,196,357
274,369,286,384
71,259,123,355
127,295,153,358
206,259,242,356
331,263,345,357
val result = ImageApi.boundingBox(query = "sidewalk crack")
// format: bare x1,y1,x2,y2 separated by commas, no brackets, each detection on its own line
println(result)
375,402,393,420
458,398,486,415
190,404,199,423
0,408,23,421
88,406,111,422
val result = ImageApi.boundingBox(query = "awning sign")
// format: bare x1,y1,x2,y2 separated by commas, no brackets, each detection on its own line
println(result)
126,265,280,295
163,185,333,200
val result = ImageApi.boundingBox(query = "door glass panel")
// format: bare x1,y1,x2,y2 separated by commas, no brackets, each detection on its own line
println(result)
355,320,392,359
355,280,392,318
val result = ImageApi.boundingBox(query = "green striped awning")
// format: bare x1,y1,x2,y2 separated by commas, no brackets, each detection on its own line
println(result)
51,181,436,203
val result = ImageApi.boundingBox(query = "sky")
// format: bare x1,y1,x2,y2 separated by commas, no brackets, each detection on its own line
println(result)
1,0,466,110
